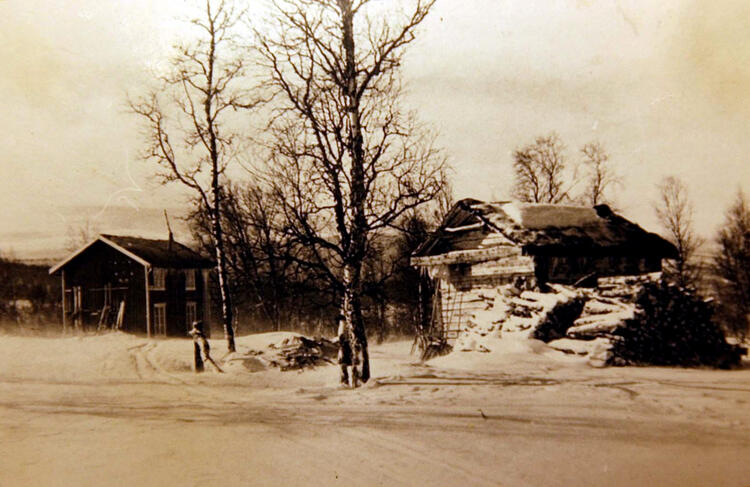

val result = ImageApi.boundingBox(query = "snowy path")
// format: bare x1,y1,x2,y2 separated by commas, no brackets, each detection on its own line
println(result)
0,333,749,486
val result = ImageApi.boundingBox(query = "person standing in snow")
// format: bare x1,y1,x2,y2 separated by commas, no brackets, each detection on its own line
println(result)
337,315,354,386
189,320,223,373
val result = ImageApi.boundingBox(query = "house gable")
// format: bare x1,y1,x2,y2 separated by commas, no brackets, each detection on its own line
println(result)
50,236,150,275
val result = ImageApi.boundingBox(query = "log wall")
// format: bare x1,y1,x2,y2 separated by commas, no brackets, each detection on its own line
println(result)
435,248,535,337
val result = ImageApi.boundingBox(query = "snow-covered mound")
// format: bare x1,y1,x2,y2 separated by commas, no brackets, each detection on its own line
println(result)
446,274,659,366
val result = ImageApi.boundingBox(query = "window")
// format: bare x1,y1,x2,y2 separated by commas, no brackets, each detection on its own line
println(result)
154,303,167,335
186,301,197,331
152,268,166,290
185,269,196,291
64,289,73,313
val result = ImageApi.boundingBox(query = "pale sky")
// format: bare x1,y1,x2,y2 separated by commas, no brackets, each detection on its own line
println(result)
2,0,749,259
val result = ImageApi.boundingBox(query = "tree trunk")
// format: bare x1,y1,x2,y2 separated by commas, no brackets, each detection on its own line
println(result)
342,262,370,385
193,341,205,373
337,0,371,385
205,9,235,354
212,181,236,353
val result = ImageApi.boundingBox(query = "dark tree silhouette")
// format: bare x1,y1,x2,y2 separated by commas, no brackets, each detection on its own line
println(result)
581,141,619,206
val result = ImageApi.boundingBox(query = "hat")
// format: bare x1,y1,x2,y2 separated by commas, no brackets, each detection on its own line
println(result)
188,320,205,335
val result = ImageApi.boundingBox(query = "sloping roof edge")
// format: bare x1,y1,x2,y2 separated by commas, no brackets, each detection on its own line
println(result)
412,198,491,257
49,236,152,274
412,198,515,258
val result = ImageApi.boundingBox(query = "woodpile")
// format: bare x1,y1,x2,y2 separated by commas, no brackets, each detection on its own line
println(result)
557,275,745,368
417,336,453,361
266,336,338,371
565,297,635,340
447,271,745,369
453,285,573,352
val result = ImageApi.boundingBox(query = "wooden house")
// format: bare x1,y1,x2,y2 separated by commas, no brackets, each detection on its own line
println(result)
411,199,678,338
49,234,214,337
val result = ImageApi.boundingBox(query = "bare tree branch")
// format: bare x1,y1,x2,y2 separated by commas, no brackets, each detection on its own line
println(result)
655,176,704,289
581,141,620,206
512,133,575,204
129,0,261,352
256,0,444,385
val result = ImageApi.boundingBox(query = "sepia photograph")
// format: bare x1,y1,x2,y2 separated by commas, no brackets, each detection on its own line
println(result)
1,1,749,485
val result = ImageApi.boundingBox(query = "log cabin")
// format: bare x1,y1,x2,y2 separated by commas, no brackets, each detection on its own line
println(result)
49,234,214,337
411,199,678,339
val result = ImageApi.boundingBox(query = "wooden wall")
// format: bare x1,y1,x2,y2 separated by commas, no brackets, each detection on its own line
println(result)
60,242,212,337
541,255,662,284
148,268,208,337
60,241,146,333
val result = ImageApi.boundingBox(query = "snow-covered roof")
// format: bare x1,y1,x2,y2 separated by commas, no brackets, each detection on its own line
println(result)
494,202,600,229
412,199,678,265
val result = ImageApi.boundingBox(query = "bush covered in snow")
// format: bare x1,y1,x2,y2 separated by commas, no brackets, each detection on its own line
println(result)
610,281,745,368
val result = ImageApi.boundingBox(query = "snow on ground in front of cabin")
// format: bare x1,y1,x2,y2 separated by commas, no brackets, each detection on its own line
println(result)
0,331,417,390
2,331,750,487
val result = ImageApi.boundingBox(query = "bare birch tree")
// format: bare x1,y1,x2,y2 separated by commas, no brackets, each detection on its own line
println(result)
129,0,259,352
431,177,455,225
64,218,100,252
257,0,445,386
581,141,619,206
655,176,704,289
714,190,750,339
512,133,574,203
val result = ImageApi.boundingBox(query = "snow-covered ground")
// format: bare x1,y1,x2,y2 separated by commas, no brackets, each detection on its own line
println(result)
1,332,749,486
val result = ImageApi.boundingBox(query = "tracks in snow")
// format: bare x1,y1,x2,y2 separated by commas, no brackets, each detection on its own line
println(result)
127,342,187,385
375,373,560,387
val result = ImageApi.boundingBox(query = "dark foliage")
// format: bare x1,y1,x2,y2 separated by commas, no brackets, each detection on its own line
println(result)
0,258,61,333
610,281,744,368
532,296,586,342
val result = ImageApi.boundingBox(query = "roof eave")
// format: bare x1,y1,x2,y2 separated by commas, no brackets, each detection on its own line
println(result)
49,236,152,275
